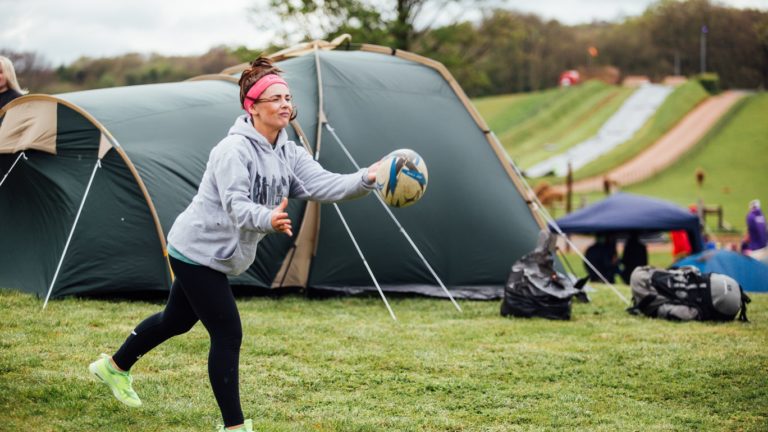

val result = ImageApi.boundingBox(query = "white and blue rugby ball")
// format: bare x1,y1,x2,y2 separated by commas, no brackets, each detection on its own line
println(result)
375,149,428,208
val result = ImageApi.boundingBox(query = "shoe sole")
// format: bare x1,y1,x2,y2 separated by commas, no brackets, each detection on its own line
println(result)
88,361,142,408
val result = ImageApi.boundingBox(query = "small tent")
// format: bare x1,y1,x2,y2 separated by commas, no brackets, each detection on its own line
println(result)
553,192,703,252
675,249,768,292
0,41,544,301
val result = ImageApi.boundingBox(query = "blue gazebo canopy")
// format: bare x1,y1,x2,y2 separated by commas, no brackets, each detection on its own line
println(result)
553,193,703,252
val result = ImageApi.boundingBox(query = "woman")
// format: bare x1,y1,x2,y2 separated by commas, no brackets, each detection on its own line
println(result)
0,56,27,109
89,57,380,432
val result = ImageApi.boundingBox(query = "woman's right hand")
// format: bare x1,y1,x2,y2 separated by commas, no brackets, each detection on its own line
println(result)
271,198,293,236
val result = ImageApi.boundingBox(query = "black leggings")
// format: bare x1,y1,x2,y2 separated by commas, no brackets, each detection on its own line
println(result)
113,257,244,427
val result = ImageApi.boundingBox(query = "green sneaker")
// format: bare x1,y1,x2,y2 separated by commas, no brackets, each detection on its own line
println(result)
217,419,253,432
88,353,142,408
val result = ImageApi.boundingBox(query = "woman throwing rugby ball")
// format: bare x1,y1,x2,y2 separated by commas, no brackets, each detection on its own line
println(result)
89,57,380,432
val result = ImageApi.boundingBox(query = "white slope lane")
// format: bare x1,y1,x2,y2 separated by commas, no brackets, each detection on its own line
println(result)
525,83,673,178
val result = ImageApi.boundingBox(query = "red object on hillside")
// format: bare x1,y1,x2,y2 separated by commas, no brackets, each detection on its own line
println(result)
559,70,580,87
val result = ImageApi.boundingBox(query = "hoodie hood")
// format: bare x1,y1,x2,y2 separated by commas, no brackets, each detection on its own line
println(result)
229,114,289,152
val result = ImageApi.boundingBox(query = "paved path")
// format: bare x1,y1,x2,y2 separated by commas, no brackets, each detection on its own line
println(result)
553,90,746,194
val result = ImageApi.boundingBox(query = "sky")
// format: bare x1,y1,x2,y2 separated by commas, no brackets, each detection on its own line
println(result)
2,0,767,66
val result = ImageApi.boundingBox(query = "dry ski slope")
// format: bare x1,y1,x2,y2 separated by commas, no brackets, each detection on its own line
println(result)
553,90,746,194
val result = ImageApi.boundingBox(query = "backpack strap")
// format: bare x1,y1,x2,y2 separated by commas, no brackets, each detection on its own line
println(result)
738,288,752,322
627,293,659,316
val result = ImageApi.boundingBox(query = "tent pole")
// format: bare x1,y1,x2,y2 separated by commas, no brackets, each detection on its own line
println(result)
489,132,630,306
0,151,27,188
43,159,101,309
324,123,462,312
312,46,325,161
550,223,630,305
309,47,397,319
332,203,397,321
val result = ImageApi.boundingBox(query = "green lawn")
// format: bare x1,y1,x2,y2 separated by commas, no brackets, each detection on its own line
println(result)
2,288,766,431
626,92,768,233
473,81,634,168
573,80,709,180
564,92,768,234
473,84,571,136
560,250,674,280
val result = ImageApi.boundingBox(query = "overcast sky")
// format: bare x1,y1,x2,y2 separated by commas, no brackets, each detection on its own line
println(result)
2,0,767,66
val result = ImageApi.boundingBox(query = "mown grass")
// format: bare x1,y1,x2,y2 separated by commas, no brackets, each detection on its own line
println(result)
2,287,766,431
573,80,709,181
473,81,634,168
473,85,570,136
567,92,767,234
626,92,768,233
560,250,674,280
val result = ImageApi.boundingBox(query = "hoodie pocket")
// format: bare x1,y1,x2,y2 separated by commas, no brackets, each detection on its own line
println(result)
211,230,264,274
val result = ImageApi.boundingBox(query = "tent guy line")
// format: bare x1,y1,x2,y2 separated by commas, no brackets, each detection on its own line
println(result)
0,151,26,188
544,206,630,305
489,132,631,306
308,44,399,320
265,125,398,320
332,202,398,321
325,122,463,313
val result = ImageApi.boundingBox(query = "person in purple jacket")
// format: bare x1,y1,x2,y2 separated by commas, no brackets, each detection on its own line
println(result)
88,56,382,432
746,199,767,252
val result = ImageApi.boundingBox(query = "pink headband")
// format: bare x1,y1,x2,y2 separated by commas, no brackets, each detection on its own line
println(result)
243,74,288,111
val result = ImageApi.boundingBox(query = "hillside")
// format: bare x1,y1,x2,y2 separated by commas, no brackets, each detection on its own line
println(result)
472,83,764,235
626,92,768,233
573,80,709,180
473,81,634,169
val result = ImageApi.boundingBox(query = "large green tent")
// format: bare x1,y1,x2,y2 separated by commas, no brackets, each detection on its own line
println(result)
0,41,544,301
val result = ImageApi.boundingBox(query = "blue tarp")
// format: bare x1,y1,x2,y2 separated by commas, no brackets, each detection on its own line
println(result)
553,193,703,252
675,249,768,292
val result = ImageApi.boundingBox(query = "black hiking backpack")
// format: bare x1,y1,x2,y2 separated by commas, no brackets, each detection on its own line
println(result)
627,266,750,322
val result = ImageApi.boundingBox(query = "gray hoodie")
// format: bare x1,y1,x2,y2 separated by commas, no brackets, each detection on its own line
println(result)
167,114,374,276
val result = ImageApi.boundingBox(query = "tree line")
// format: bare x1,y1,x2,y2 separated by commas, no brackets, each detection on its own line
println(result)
4,0,767,97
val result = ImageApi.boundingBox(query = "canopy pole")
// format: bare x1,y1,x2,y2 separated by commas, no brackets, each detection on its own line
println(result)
489,132,630,306
325,123,462,312
332,203,397,321
43,159,101,309
0,151,27,188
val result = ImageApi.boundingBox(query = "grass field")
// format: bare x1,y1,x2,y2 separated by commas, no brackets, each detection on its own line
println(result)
2,288,766,431
559,250,674,280
573,80,709,180
473,81,634,168
625,92,768,233
562,92,768,234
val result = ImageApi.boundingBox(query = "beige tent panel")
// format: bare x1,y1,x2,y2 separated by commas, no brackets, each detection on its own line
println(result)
186,74,239,84
272,119,321,289
270,34,352,62
221,34,353,76
0,97,57,155
272,201,321,288
0,94,172,270
98,133,113,159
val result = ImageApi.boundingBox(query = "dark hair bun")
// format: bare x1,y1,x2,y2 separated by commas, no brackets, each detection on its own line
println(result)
239,56,284,107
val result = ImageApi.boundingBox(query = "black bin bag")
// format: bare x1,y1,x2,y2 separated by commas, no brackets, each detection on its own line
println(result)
501,230,587,320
